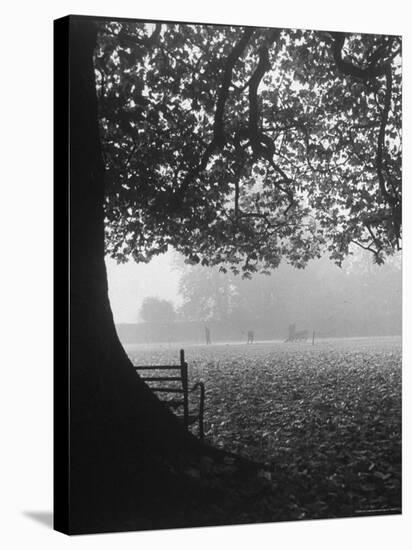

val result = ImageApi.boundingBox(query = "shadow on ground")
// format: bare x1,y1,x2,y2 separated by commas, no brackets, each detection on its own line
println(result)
23,511,53,529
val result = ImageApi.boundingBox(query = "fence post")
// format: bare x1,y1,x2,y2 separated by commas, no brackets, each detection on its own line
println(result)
180,349,189,430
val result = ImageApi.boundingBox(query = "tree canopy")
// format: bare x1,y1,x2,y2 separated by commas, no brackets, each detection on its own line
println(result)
95,22,401,275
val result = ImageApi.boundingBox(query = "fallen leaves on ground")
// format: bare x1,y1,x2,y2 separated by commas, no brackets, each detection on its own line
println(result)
127,336,401,522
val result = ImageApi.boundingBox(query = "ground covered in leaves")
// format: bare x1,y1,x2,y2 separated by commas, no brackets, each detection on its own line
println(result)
127,336,401,523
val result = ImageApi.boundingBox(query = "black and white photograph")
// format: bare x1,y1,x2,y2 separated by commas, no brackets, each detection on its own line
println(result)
2,2,409,548
53,13,402,535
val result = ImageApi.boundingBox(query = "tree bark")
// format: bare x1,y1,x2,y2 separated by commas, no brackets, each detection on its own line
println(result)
67,17,198,533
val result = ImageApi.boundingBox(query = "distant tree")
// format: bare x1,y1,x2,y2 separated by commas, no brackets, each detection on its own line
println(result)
175,246,401,338
139,296,176,324
178,263,237,322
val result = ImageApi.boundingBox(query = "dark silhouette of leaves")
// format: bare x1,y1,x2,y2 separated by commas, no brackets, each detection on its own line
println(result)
95,23,401,272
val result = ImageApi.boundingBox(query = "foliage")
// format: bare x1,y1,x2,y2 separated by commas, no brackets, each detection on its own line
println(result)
95,23,401,274
178,262,238,322
139,296,176,323
174,248,401,335
129,337,401,520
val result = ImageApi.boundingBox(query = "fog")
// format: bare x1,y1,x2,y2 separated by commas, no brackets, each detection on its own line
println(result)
107,247,401,344
106,252,181,323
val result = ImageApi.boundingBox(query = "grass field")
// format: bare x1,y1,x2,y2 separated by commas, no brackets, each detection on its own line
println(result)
127,336,401,521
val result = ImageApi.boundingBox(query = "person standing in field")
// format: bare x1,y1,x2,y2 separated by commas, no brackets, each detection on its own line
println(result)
247,330,254,344
205,326,211,345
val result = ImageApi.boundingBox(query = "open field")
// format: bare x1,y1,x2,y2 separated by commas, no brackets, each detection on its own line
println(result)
127,336,401,521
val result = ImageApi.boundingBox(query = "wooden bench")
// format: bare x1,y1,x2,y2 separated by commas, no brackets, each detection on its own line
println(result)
134,349,205,440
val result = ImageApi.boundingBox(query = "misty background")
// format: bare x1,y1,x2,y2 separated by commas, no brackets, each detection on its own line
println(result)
106,247,401,345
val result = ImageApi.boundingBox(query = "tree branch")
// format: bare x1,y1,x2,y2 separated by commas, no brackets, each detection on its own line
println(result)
330,32,388,79
146,23,162,46
376,65,397,205
213,28,254,146
331,32,401,245
175,28,254,202
246,29,295,208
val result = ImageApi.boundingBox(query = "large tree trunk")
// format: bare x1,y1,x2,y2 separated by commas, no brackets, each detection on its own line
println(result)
66,18,199,534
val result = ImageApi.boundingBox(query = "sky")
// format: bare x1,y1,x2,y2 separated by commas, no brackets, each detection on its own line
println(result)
106,250,181,323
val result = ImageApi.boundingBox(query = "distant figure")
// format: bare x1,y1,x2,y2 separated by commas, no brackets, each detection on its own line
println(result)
205,326,211,345
294,329,308,341
285,323,308,342
247,330,254,344
285,323,296,342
